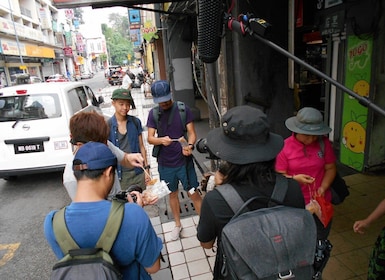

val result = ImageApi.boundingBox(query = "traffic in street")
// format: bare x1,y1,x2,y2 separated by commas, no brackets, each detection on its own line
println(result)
0,70,111,279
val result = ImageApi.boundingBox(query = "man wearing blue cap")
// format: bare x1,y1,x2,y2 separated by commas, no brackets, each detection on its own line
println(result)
147,80,202,241
44,142,162,279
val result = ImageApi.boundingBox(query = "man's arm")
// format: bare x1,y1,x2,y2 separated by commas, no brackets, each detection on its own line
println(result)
145,256,161,274
147,127,172,146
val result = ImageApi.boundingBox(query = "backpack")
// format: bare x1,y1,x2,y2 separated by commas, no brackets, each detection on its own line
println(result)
51,200,124,280
216,175,317,280
151,101,187,157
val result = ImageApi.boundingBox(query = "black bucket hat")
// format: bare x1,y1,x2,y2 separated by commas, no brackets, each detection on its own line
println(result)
206,106,283,164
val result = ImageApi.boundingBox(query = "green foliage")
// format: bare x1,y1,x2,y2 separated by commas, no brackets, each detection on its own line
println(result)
99,53,107,63
102,15,134,66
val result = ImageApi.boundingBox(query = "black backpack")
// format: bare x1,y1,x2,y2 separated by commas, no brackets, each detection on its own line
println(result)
216,175,317,279
51,200,124,280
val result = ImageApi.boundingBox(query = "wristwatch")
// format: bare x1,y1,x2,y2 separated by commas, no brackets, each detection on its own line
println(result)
188,144,194,150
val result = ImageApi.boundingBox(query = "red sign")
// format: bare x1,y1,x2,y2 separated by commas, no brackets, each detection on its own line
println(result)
63,47,73,57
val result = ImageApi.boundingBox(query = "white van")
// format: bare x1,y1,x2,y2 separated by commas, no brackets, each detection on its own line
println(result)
0,82,104,180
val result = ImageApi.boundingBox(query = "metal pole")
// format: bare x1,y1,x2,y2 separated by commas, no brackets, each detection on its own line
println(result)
247,30,385,118
7,0,25,70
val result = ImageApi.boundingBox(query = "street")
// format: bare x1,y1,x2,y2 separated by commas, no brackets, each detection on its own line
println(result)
0,71,111,279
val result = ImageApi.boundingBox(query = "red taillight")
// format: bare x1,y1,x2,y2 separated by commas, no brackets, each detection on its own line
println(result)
16,90,27,94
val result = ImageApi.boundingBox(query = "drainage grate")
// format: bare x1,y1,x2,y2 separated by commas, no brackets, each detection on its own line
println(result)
142,104,156,109
158,185,201,223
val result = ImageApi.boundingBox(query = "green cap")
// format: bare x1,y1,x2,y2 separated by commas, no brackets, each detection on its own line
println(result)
112,88,133,101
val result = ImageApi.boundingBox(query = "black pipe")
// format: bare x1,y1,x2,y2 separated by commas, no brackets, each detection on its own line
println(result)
228,18,385,118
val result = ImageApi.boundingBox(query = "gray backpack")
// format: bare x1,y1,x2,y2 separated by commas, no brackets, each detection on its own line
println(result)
217,175,317,279
51,200,124,280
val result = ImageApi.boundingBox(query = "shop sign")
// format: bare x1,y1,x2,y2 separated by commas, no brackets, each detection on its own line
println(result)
39,8,51,29
130,29,141,47
63,47,73,56
141,21,158,42
129,9,141,24
1,39,27,56
319,9,344,36
340,36,372,171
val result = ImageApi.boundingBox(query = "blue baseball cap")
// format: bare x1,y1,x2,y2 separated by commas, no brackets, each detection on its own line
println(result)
73,142,117,171
151,80,172,103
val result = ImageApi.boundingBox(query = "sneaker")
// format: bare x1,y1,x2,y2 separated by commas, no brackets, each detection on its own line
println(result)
170,226,182,241
313,271,322,280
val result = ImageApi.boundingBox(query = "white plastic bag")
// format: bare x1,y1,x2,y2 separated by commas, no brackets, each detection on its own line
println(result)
143,180,171,201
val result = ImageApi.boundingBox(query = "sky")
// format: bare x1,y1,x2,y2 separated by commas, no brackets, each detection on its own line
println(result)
79,6,128,37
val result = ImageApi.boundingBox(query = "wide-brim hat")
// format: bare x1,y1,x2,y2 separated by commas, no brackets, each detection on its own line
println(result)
151,80,172,103
285,107,332,135
206,106,283,164
73,142,117,171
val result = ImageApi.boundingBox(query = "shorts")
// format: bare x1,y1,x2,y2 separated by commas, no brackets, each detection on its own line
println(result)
158,159,198,193
120,170,145,190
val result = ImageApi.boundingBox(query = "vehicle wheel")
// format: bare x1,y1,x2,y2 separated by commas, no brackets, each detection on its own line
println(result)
3,176,17,181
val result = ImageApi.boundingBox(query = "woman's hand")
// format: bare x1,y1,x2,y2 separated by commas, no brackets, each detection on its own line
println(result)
293,174,315,184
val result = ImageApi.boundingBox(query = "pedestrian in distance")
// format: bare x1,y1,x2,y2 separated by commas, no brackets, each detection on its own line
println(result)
354,197,385,279
146,80,202,241
121,68,136,109
44,142,163,279
108,88,150,190
275,107,337,279
63,111,145,201
196,105,305,279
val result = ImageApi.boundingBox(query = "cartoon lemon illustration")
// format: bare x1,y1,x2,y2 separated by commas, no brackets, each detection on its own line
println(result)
342,121,366,153
353,80,370,97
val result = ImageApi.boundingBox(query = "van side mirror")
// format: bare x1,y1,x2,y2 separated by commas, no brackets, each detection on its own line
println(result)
98,96,104,104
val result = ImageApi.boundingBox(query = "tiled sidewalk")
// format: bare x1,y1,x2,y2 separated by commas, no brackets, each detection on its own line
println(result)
99,85,385,280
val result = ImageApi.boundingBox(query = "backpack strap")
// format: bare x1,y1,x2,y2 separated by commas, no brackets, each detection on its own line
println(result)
53,207,79,255
152,101,187,138
318,136,325,155
268,174,288,206
216,175,289,214
127,115,140,132
96,200,124,253
216,184,244,214
52,200,124,255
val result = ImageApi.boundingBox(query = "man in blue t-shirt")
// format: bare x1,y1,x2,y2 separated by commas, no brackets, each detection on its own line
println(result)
147,80,202,241
44,142,162,279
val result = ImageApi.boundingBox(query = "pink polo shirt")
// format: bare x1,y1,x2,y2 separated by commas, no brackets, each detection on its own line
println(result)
275,134,336,204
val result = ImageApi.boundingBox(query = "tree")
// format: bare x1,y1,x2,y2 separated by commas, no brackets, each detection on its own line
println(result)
108,13,130,38
74,8,85,24
102,17,134,66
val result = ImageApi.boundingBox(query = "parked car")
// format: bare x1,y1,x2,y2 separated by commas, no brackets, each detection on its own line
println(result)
15,74,43,85
0,82,104,180
80,72,93,79
108,70,123,86
46,74,69,82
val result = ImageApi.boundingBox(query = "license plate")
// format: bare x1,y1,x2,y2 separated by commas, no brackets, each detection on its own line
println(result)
14,142,44,154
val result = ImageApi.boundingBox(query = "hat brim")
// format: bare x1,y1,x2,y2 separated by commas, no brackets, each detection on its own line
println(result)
206,127,283,164
285,117,332,135
153,93,171,103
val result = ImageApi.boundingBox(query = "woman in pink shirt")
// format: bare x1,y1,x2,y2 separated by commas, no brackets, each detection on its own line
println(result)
275,107,336,280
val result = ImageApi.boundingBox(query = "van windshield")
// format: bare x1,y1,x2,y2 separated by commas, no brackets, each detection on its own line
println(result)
0,94,61,122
